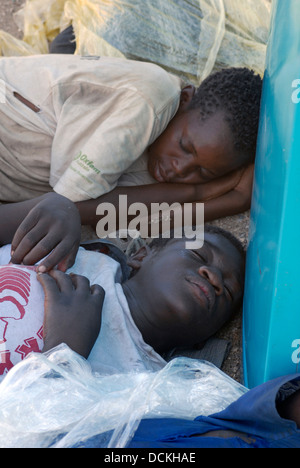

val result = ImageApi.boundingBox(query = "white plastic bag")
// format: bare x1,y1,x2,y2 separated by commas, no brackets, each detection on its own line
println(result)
0,344,247,448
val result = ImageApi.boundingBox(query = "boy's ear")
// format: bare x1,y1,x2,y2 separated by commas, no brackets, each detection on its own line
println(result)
126,245,152,271
179,85,196,111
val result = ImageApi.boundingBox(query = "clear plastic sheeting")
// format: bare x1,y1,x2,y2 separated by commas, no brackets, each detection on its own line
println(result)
66,0,271,83
0,344,248,448
61,0,272,83
0,0,271,83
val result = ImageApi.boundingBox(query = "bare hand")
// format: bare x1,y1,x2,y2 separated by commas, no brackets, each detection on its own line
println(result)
233,163,255,207
10,193,81,273
196,167,246,202
38,270,105,359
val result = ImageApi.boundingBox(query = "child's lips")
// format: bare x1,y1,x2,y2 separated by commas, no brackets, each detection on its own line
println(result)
154,162,174,183
186,276,215,312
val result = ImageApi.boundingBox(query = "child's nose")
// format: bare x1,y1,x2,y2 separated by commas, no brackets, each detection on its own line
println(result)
198,266,224,296
171,157,193,178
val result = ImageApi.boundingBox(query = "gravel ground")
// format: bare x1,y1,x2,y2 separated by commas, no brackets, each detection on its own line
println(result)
0,0,250,383
0,0,24,38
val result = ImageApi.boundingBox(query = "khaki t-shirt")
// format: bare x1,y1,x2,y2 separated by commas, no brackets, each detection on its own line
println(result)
0,55,183,202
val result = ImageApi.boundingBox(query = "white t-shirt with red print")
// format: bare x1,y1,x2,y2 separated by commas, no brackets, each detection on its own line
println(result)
0,263,44,377
0,245,165,382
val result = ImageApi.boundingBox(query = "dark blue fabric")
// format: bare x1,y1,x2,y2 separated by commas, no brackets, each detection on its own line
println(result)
199,374,300,445
127,419,267,448
74,374,300,448
49,26,76,54
127,374,300,448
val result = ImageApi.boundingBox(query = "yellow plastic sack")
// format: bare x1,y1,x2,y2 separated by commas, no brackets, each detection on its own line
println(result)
0,30,38,57
0,0,70,56
0,0,271,84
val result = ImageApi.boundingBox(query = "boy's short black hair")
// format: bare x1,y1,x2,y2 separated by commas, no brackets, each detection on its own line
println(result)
189,67,263,164
149,224,246,262
203,224,246,261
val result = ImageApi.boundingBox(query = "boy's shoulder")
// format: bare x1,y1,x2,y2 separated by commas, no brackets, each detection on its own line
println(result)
99,56,185,101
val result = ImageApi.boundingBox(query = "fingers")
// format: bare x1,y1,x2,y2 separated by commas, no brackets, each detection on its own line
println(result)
10,207,81,272
68,274,105,302
11,208,40,252
37,269,74,294
37,270,105,300
68,272,91,291
12,230,79,273
37,270,61,299
12,235,56,268
11,217,46,264
91,284,105,297
91,284,106,305
36,238,79,273
56,244,80,273
11,217,60,267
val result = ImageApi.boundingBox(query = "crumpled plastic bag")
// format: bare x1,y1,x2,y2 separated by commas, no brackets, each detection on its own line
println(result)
0,344,247,448
14,0,70,52
0,30,37,56
0,0,70,56
0,0,271,83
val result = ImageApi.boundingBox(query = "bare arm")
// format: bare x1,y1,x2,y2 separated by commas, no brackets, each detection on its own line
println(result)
277,389,300,428
199,164,254,222
75,167,247,228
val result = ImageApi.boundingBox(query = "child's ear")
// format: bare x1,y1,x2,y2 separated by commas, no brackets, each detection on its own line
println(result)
179,85,196,110
126,245,152,271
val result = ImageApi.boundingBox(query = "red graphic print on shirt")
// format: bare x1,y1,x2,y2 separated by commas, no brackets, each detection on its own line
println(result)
0,265,44,379
0,267,31,344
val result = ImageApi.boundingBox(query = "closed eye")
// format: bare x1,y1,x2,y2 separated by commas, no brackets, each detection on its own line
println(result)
192,250,207,263
224,284,233,301
179,137,189,153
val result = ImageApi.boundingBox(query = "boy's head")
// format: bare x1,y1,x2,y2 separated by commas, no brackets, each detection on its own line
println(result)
147,67,262,184
122,225,246,354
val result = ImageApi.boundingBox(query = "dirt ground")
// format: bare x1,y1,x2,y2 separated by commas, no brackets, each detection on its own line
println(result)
0,0,250,383
0,0,24,38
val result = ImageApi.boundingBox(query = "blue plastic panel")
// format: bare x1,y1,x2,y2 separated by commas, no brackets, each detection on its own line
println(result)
243,0,300,388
